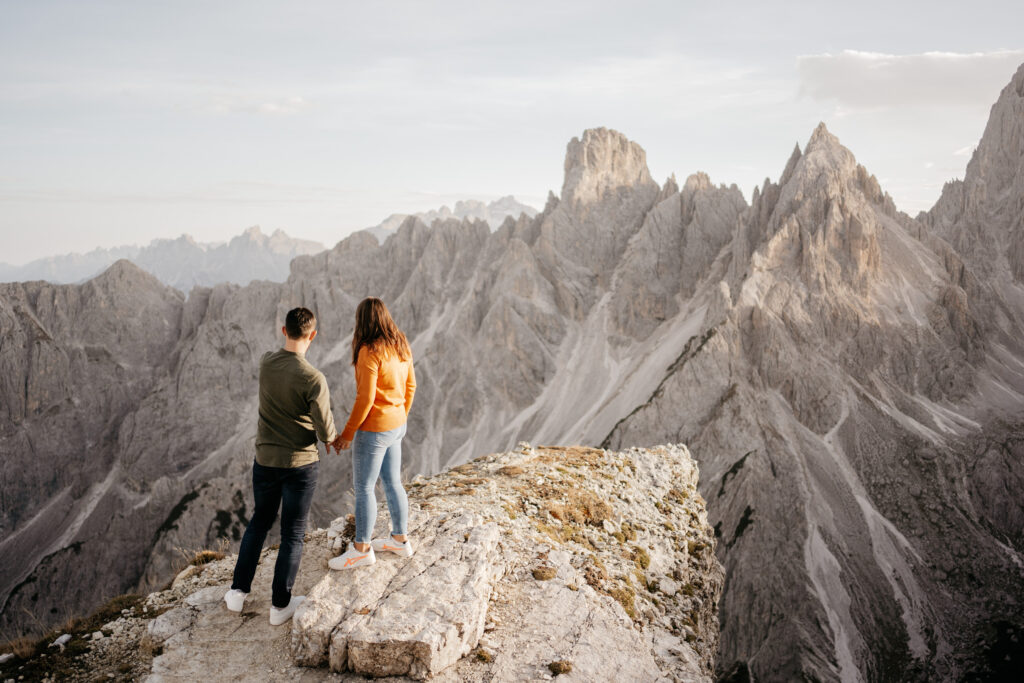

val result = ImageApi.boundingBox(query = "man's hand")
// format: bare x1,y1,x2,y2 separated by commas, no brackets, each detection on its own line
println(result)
328,435,350,453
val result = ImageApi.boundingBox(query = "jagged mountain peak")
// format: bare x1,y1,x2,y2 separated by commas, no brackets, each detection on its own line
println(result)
964,60,1024,193
779,142,803,187
730,121,889,297
682,171,712,193
789,123,859,188
91,258,166,289
806,121,839,150
561,127,655,205
662,173,680,197
924,59,1024,282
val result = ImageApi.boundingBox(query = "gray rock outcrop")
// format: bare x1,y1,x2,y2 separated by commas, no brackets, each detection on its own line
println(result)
29,443,715,682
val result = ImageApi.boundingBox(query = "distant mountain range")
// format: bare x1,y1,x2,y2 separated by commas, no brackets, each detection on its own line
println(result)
0,227,325,291
363,195,538,242
1,198,538,292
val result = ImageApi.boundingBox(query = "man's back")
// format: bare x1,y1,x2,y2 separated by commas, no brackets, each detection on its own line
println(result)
255,349,337,468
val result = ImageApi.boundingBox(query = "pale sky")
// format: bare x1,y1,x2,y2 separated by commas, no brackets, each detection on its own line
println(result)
1,0,1022,264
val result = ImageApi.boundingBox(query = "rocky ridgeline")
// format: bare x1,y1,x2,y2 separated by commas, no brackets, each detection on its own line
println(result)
0,444,722,682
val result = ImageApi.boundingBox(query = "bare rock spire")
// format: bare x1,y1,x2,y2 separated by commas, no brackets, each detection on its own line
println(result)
561,127,654,205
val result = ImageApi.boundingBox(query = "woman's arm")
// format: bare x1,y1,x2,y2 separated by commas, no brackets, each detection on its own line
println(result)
404,360,416,417
341,346,378,441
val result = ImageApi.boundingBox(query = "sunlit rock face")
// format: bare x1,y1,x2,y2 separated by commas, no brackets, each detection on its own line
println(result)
4,66,1024,681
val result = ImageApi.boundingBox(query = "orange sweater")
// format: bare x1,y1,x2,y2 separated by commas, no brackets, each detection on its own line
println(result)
341,345,416,441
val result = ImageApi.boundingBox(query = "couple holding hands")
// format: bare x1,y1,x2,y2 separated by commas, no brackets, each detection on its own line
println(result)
223,297,416,625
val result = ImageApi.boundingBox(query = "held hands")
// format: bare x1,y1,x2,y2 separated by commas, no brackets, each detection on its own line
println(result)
328,435,352,454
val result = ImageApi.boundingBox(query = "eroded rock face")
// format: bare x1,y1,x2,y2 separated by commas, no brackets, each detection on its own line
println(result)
603,122,1024,680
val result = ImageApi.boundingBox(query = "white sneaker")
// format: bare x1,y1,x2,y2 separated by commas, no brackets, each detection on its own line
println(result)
223,588,248,613
269,596,305,626
328,544,376,570
372,536,414,557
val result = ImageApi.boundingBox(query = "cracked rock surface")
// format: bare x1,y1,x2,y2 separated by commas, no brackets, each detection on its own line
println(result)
16,443,719,682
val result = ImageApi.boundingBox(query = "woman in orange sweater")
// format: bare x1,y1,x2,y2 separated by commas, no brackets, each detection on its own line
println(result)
329,297,416,570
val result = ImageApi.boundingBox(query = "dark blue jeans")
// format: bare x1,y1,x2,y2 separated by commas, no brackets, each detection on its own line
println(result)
231,459,318,608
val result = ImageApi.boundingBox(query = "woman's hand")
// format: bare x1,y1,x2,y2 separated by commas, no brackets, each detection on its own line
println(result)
329,435,351,453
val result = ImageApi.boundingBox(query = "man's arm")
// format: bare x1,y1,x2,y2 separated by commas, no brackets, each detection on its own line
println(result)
308,373,338,446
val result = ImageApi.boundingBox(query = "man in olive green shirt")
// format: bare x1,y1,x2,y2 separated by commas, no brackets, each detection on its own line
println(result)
224,307,337,626
255,344,338,468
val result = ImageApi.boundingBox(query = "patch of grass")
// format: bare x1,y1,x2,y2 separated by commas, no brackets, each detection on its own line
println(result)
0,635,35,658
543,489,613,527
532,566,557,581
632,546,651,570
583,557,607,589
475,648,493,662
565,528,596,550
607,587,637,620
497,465,524,476
548,660,573,675
189,549,226,566
666,488,687,504
533,520,575,546
0,593,147,680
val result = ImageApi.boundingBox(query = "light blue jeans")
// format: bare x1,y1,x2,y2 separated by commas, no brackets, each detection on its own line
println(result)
352,422,408,543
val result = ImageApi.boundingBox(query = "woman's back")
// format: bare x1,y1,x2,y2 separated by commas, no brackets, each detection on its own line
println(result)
340,344,416,440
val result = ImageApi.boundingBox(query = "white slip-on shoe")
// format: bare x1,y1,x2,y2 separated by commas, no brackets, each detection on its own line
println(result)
328,544,376,570
371,536,414,558
223,588,248,613
269,595,305,626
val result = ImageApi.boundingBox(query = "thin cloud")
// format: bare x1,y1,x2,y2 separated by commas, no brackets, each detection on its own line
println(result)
797,49,1024,108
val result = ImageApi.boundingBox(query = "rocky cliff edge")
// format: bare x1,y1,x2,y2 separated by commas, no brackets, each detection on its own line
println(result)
0,444,722,682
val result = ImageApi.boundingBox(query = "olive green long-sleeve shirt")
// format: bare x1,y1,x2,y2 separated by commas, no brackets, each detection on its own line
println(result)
255,349,338,468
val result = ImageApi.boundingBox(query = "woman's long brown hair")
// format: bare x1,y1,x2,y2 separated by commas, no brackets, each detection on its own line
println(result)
351,297,412,366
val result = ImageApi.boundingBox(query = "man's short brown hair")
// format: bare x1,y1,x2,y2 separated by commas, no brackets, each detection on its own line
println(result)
284,307,316,339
